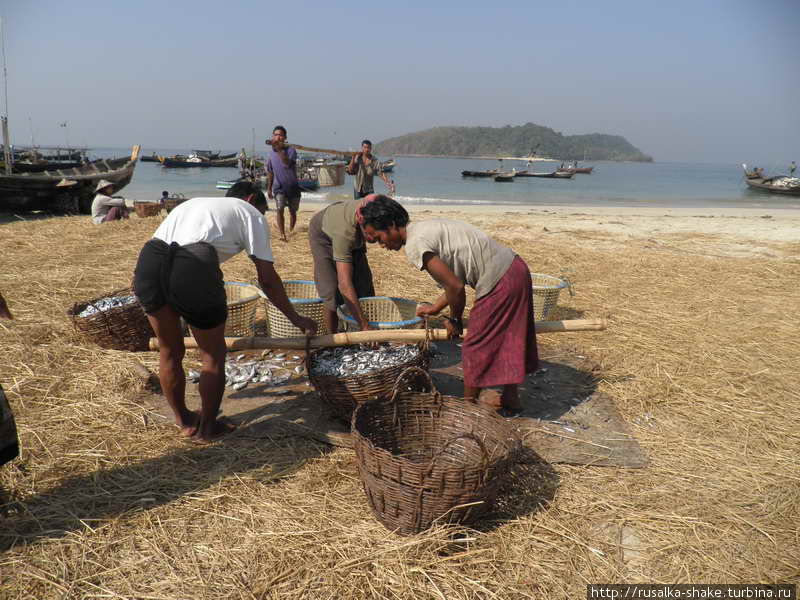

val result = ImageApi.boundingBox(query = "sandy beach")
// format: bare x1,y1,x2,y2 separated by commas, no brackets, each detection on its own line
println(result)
1,204,798,597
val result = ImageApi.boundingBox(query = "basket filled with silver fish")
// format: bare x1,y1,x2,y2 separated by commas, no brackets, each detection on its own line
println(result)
307,342,430,421
337,296,422,331
68,287,155,352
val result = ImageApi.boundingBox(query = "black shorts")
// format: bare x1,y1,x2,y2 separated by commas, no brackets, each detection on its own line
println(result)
133,239,227,330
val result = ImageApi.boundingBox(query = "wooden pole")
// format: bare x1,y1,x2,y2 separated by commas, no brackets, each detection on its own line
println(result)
148,318,607,351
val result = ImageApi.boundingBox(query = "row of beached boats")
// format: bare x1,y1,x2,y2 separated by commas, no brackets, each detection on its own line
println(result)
0,146,141,213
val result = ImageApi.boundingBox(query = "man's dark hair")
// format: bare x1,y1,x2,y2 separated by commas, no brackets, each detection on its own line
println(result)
360,195,409,231
273,125,287,136
226,180,267,210
161,190,169,197
361,139,372,146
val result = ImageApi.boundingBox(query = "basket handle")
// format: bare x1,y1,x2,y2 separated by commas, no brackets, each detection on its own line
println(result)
425,432,490,478
389,366,436,403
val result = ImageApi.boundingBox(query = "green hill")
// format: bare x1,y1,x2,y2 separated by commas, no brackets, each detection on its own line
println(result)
375,123,653,162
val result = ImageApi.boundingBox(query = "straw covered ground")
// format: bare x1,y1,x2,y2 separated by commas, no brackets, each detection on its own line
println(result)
1,204,798,599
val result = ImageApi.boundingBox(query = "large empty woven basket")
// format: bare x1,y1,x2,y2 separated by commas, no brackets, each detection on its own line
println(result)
224,282,261,336
337,296,422,331
531,273,571,321
352,367,522,535
264,280,328,337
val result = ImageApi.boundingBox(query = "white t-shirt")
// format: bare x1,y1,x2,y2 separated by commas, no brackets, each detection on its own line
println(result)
153,197,273,263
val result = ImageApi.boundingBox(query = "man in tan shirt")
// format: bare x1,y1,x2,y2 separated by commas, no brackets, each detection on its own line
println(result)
360,196,538,416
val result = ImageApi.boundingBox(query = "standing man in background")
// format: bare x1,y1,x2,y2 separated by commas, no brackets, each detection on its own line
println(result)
790,161,796,176
348,140,395,199
266,125,301,242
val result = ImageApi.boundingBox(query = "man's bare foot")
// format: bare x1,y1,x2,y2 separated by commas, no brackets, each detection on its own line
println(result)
176,410,200,437
192,418,237,443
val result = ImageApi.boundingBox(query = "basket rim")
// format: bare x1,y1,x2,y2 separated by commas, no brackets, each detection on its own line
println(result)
530,273,569,290
224,281,261,306
269,279,324,305
338,296,422,328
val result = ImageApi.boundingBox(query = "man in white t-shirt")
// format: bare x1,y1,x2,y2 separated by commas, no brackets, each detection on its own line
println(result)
133,181,317,442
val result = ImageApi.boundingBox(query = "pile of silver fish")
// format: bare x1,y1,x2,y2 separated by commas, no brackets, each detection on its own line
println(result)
309,343,421,378
78,295,137,318
770,176,800,189
187,352,303,391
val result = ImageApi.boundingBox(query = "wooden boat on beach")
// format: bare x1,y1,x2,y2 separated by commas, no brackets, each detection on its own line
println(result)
493,171,516,182
0,145,140,213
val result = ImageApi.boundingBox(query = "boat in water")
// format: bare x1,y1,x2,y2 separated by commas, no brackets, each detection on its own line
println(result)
0,146,140,213
161,153,238,168
462,169,501,178
381,159,396,173
516,170,575,179
742,165,800,196
493,171,516,182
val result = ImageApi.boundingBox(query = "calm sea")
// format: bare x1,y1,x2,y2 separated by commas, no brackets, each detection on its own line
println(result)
94,148,800,210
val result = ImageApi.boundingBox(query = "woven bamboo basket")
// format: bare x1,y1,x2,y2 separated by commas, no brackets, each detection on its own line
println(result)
531,273,572,321
264,280,329,337
164,194,187,213
224,282,261,336
308,343,430,422
352,367,523,535
68,287,155,352
133,201,162,218
337,296,422,331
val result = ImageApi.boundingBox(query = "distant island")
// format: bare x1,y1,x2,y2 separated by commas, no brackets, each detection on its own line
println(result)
375,123,653,162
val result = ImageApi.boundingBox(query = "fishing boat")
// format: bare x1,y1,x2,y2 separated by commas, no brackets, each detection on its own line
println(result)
558,166,594,174
493,171,516,182
516,171,575,179
742,165,800,196
0,146,140,213
381,159,396,173
462,169,500,178
161,154,238,168
140,152,161,163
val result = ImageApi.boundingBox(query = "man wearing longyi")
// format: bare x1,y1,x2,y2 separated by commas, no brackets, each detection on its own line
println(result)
133,181,317,442
359,196,539,416
308,194,380,334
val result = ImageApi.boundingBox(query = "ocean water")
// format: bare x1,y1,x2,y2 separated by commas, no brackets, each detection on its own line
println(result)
94,148,800,210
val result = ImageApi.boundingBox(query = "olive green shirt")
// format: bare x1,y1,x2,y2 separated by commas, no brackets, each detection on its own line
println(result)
321,199,365,263
353,155,384,194
404,220,516,299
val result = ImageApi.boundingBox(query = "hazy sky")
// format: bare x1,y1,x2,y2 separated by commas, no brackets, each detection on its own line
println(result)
2,0,797,163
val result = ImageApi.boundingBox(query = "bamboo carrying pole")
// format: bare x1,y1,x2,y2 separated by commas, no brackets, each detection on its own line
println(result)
148,318,606,351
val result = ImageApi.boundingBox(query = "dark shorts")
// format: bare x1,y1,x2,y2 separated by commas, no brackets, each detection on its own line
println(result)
0,385,19,467
308,211,375,311
133,239,227,330
275,190,301,212
353,189,372,199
